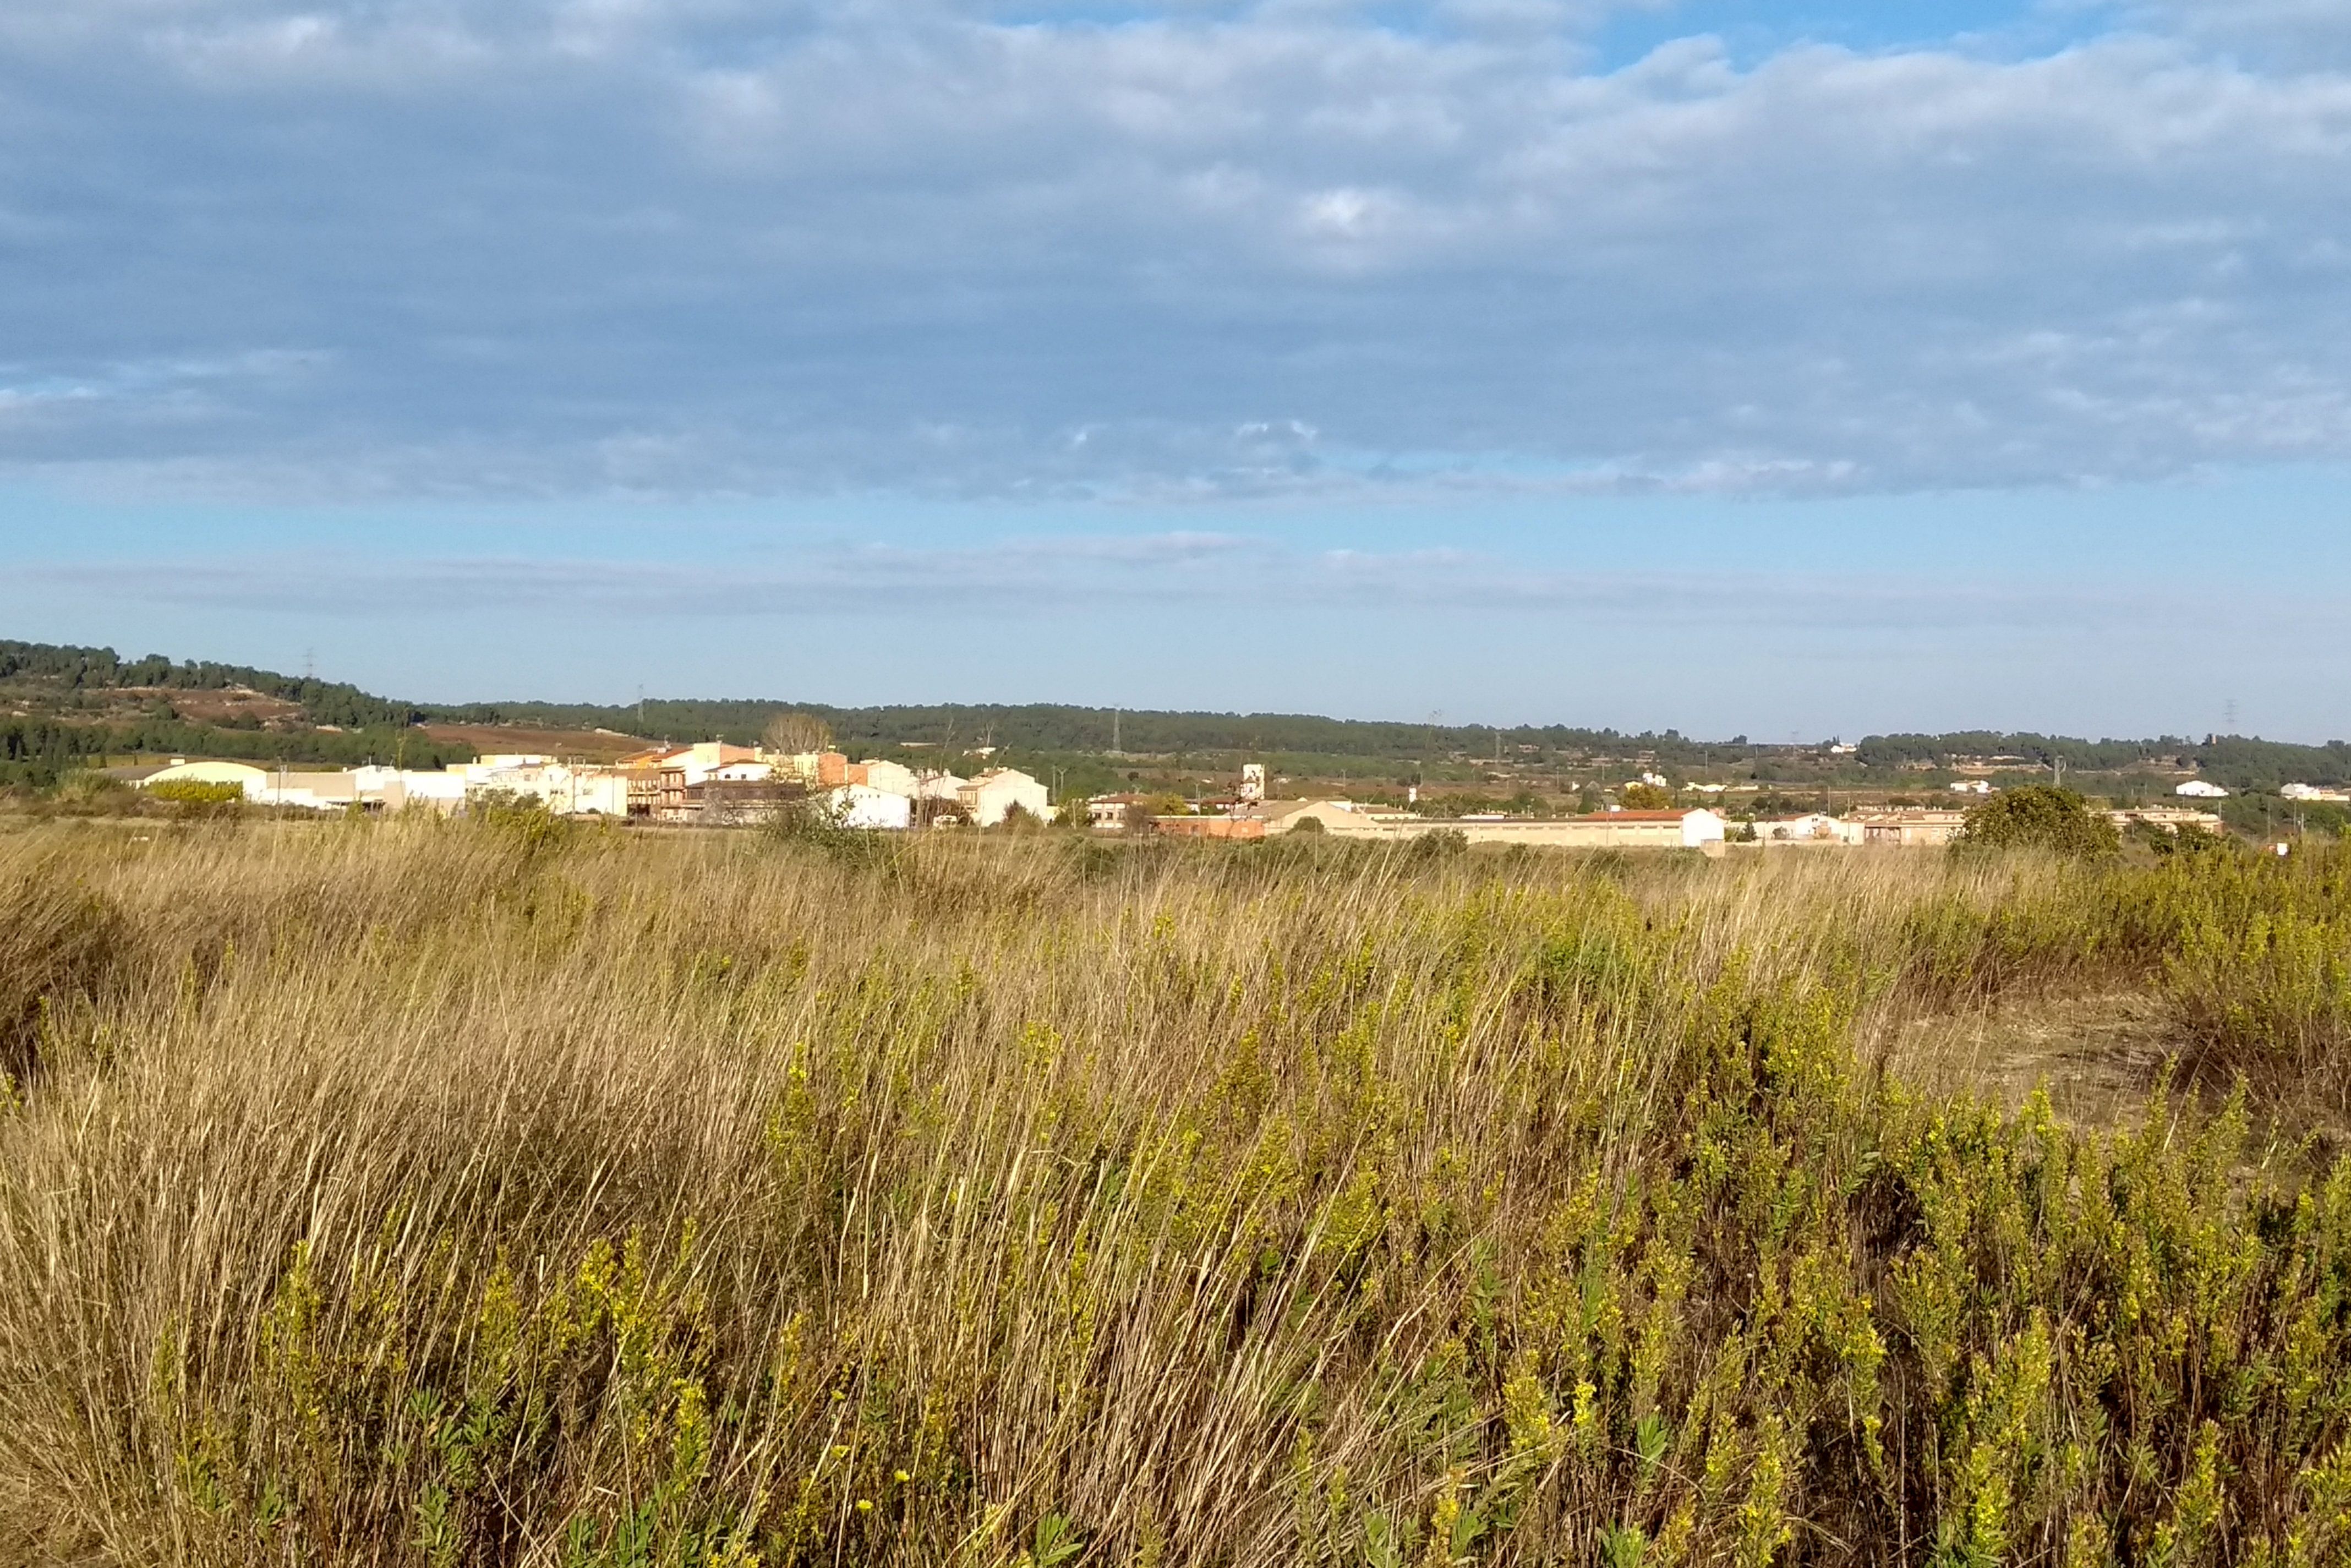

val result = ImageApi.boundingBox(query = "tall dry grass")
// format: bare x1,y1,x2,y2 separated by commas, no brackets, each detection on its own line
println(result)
1,818,2348,1565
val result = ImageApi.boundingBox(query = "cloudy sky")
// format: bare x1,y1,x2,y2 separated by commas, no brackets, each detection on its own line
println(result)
3,0,2348,737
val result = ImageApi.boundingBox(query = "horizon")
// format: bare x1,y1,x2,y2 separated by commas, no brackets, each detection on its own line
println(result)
3,1,2350,737
11,632,2347,755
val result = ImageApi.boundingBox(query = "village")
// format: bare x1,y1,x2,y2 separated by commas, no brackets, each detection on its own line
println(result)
121,746,2251,853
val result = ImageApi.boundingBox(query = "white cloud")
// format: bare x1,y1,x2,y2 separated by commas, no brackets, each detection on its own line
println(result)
26,532,2343,640
2,1,2350,498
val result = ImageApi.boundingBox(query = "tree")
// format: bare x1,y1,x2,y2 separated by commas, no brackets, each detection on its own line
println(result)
763,712,832,756
1953,785,2119,859
1619,782,1673,810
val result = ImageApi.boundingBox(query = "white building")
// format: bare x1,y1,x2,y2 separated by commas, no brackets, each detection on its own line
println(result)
856,758,920,798
135,760,270,799
959,768,1049,827
1948,779,1993,794
823,783,914,830
459,758,633,815
1752,813,1865,845
2282,783,2351,803
2175,780,2231,799
137,756,637,816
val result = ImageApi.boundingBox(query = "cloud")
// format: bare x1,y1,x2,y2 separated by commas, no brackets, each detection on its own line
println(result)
24,531,2339,637
3,2,2350,499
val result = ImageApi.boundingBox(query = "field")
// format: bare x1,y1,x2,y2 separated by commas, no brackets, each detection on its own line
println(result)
415,726,655,764
4,821,2351,1565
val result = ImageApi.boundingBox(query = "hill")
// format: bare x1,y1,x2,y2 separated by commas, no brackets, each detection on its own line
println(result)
4,636,2348,795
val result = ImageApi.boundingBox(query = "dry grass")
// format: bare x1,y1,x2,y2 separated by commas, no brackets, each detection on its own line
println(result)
1,819,2348,1565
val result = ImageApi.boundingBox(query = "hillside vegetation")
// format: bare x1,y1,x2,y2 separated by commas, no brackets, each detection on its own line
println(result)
10,636,2351,793
4,824,2351,1565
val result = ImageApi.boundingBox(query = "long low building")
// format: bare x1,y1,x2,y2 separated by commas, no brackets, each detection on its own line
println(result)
1235,799,1729,851
2108,806,2225,835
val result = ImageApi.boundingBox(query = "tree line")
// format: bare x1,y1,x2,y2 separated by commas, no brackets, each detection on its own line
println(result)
6,638,2348,789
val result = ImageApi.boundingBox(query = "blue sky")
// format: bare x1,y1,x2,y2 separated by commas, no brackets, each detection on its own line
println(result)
3,0,2349,738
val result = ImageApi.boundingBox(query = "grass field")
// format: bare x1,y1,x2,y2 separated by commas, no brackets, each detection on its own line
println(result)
4,819,2351,1565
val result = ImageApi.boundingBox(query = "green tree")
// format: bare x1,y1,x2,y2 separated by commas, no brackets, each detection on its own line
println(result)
1953,785,2119,858
1619,782,1673,810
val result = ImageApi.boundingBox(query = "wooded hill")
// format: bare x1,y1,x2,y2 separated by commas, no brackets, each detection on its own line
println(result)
4,637,2347,791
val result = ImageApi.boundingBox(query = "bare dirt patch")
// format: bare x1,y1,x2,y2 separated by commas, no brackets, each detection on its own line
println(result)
418,723,653,762
1877,991,2180,1127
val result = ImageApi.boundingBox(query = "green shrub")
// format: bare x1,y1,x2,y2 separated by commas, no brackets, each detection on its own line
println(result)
143,780,246,807
1953,785,2119,859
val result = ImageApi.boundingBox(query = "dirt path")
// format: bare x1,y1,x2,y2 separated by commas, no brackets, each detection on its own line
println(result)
1877,991,2183,1126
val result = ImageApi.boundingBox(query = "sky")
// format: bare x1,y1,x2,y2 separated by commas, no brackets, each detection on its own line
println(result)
2,0,2349,739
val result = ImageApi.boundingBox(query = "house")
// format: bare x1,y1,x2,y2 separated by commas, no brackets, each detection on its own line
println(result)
856,758,920,798
773,751,850,787
641,743,758,785
823,783,913,831
661,777,807,826
959,768,1049,827
1855,809,1970,846
460,758,633,816
1087,793,1146,830
2175,780,2230,798
1948,779,1993,795
2282,784,2351,803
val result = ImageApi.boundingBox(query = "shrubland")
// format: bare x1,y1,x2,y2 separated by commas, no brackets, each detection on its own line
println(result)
1,820,2350,1565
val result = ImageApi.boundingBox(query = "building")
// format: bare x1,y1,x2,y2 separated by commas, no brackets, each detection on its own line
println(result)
134,760,269,799
958,768,1049,827
2108,806,2224,835
1087,793,1146,830
660,777,807,826
1249,800,1727,851
1948,779,1993,795
855,758,920,798
1455,810,1726,850
1855,808,1970,846
1253,800,1396,835
1751,813,1865,845
1153,815,1267,840
2282,783,2351,803
458,757,631,816
772,751,850,787
2175,780,2230,799
823,783,914,831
